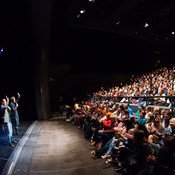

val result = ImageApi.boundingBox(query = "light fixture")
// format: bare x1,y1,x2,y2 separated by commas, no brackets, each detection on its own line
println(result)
144,23,149,28
171,32,175,35
80,9,86,14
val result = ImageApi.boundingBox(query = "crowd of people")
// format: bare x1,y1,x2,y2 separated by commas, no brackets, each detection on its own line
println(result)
0,93,20,147
65,66,175,175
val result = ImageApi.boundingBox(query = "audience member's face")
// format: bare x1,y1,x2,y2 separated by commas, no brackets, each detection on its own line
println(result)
134,124,138,131
155,116,161,123
169,120,175,129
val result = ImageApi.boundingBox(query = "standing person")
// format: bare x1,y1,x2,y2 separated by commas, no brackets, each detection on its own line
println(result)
10,92,20,136
1,96,16,147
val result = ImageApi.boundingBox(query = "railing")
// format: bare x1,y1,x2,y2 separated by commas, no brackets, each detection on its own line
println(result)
92,95,175,116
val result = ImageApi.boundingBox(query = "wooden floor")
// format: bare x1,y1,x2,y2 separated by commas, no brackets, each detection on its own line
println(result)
6,119,117,175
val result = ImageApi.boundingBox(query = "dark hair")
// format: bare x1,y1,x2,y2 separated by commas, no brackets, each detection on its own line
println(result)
134,130,147,143
123,119,134,131
163,136,175,153
136,123,149,138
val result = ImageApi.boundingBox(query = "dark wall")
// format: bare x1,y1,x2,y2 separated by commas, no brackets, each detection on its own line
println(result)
1,1,175,118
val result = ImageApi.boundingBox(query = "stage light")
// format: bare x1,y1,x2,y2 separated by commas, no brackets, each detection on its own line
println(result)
80,9,86,14
0,52,1,55
1,48,3,52
144,23,149,28
171,32,175,35
89,0,95,2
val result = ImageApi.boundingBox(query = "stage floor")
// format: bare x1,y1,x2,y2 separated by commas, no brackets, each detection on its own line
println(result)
2,119,117,175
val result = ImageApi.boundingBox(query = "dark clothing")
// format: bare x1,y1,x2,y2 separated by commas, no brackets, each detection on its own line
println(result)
10,98,20,135
154,149,175,175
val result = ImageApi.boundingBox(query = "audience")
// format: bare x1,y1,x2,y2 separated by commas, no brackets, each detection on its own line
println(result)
64,66,175,174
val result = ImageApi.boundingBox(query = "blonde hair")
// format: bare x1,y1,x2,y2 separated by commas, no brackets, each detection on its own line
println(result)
154,107,160,114
110,114,117,122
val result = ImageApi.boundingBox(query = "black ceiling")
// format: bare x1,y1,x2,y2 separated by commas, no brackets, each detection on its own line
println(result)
66,0,175,43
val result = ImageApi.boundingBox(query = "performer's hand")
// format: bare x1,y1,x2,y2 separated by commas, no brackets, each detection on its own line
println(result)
17,92,20,98
6,96,9,101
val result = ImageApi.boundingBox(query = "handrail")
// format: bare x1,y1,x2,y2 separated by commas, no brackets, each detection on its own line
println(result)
91,95,175,116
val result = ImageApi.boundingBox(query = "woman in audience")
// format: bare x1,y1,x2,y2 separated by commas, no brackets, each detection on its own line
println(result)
134,111,147,125
135,104,144,117
148,115,165,144
153,135,175,175
145,113,154,134
153,107,160,118
145,105,153,120
89,113,118,148
164,118,175,136
117,130,153,174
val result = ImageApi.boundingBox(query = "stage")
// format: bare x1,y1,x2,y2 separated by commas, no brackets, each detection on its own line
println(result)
2,119,117,175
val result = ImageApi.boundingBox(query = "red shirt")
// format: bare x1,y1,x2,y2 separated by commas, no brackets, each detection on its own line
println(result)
103,118,111,129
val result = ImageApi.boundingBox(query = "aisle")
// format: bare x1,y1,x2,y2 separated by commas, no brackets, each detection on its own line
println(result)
4,119,117,175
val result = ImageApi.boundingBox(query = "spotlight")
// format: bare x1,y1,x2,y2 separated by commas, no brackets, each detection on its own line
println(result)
171,32,175,35
80,9,86,14
144,23,149,28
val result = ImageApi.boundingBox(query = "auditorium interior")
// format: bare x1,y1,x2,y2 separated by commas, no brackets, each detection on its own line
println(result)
0,0,175,175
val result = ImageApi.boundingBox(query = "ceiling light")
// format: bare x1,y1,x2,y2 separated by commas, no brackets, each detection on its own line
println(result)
144,23,149,28
80,9,86,14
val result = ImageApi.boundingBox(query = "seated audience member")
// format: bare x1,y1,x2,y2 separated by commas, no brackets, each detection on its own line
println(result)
145,105,153,120
134,111,147,125
91,119,133,159
124,104,133,116
118,109,130,122
156,89,166,106
117,130,153,174
162,110,172,129
153,136,175,175
89,113,118,147
145,113,154,134
84,109,101,139
148,115,165,144
160,108,166,121
65,105,73,121
116,104,125,121
164,118,175,136
91,128,125,159
153,107,160,118
135,104,144,117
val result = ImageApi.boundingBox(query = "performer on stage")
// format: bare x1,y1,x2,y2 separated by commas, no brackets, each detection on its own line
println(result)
1,96,16,146
10,92,20,136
